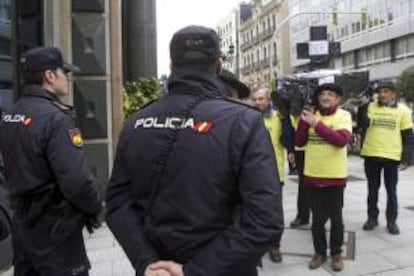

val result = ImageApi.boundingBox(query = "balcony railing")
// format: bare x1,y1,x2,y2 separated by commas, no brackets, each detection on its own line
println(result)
260,58,270,68
261,27,276,40
240,40,253,51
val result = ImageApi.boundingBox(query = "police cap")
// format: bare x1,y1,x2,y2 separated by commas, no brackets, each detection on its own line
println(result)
170,25,222,65
20,46,80,73
219,69,251,98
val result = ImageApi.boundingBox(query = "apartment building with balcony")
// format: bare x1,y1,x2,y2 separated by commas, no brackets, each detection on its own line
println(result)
289,0,414,80
238,0,286,89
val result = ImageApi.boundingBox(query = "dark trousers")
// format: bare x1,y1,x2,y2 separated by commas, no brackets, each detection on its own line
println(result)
12,216,90,276
295,150,310,222
364,157,399,223
308,186,344,257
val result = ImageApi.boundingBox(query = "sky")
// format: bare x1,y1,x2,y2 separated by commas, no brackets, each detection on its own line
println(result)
156,0,244,76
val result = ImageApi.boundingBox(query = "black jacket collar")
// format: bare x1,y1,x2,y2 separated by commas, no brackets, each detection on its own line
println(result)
22,85,72,109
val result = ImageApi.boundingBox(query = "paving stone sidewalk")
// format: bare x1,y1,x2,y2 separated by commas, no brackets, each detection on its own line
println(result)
2,155,414,276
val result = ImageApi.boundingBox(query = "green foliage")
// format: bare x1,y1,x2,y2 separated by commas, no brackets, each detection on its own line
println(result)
396,66,414,104
123,77,162,119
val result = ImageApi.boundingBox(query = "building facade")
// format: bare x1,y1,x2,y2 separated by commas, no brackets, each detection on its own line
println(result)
238,0,284,89
288,0,414,80
217,8,239,77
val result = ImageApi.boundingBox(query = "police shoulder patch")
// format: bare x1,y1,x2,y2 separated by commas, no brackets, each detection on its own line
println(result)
68,128,84,147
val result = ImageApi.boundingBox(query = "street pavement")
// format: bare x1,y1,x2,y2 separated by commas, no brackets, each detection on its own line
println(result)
1,155,414,276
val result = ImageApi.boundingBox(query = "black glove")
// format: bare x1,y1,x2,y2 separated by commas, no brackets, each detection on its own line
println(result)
84,205,106,234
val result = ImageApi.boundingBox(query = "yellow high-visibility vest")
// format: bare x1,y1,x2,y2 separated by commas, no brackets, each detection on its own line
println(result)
361,102,413,161
264,110,285,181
304,109,352,178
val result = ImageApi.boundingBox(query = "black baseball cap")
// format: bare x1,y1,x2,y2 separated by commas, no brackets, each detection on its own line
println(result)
170,25,222,65
20,46,80,73
219,69,251,98
315,83,343,96
373,80,395,92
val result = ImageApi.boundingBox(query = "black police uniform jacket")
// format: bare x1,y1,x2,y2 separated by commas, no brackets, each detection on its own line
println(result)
0,85,101,245
106,69,284,276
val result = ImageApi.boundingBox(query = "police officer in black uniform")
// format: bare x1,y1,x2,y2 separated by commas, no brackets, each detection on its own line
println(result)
106,25,284,276
0,47,103,276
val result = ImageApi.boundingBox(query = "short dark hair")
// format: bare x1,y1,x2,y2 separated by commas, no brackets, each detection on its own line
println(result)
172,62,216,73
21,69,48,85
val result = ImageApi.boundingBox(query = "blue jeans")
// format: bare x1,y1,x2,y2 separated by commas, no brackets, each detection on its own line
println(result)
364,157,399,223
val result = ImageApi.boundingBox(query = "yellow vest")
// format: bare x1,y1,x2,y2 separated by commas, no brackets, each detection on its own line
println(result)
264,110,285,181
304,109,352,178
361,102,413,161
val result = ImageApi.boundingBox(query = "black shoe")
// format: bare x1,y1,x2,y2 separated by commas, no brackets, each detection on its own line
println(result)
387,222,400,235
269,247,282,263
290,217,309,228
363,218,378,231
288,169,298,176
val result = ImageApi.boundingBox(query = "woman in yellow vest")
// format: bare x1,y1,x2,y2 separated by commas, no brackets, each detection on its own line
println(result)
359,81,413,235
295,83,352,272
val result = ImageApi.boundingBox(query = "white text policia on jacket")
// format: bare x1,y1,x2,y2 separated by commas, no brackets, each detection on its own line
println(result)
134,117,213,133
2,114,32,126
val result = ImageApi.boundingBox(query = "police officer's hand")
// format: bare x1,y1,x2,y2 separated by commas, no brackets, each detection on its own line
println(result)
144,267,171,276
145,261,184,276
84,205,106,234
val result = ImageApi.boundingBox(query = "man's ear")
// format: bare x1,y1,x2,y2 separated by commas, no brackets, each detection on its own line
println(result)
43,70,55,85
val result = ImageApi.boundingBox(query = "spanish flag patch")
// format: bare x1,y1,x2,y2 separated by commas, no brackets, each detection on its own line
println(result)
194,121,213,133
68,128,84,147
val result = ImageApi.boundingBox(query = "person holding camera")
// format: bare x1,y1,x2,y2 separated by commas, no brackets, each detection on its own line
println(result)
295,83,352,271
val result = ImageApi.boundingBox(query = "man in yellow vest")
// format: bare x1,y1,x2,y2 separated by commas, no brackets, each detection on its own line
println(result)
252,88,292,263
359,81,414,235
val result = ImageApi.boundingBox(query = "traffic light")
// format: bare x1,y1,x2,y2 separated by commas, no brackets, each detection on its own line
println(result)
332,7,338,25
361,8,368,27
